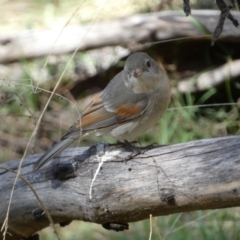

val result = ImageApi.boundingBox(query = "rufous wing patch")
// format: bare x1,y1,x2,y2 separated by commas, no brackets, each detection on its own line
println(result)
80,111,112,128
76,93,114,128
115,104,143,118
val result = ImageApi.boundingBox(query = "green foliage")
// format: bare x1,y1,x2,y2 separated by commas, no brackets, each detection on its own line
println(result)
38,209,240,240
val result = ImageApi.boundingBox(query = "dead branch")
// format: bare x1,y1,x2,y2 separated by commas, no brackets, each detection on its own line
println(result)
0,136,240,239
0,10,240,63
177,59,240,93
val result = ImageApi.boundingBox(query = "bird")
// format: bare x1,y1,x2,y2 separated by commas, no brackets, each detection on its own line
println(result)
33,52,171,171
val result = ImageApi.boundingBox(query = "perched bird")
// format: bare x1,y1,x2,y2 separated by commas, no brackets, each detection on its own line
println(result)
33,52,171,171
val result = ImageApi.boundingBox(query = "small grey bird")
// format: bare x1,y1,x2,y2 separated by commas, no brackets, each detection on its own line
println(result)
33,52,171,171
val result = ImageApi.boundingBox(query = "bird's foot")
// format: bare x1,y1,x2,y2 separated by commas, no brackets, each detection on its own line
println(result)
109,140,159,154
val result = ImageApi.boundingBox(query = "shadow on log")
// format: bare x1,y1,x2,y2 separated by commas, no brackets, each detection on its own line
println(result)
0,136,240,240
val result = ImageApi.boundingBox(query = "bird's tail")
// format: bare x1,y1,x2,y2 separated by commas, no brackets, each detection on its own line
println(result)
33,137,77,171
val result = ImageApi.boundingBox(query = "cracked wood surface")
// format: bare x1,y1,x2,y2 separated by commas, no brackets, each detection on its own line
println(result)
0,136,240,239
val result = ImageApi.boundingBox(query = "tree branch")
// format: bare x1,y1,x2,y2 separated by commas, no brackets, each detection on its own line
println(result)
0,10,240,63
177,59,240,93
0,136,240,239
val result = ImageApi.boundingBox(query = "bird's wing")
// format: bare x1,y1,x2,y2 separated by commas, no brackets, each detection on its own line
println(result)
61,90,149,140
61,71,150,139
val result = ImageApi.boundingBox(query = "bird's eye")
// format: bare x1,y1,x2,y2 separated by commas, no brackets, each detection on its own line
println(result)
146,59,151,68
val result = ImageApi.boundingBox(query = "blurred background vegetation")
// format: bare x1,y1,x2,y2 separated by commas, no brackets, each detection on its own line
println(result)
0,0,240,239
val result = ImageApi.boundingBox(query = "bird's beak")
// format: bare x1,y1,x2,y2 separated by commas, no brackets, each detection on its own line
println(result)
132,69,142,78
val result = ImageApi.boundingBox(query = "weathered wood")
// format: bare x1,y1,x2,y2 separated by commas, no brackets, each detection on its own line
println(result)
0,10,240,63
177,59,240,93
0,136,240,239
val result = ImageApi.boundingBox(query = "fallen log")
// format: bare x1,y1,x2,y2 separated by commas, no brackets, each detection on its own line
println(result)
0,136,240,239
177,59,240,93
0,10,240,63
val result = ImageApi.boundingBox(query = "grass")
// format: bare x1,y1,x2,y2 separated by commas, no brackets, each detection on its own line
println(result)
1,1,240,240
38,209,240,240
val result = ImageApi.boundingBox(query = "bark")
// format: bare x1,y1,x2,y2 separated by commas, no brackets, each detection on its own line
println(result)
0,10,240,63
0,136,240,239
